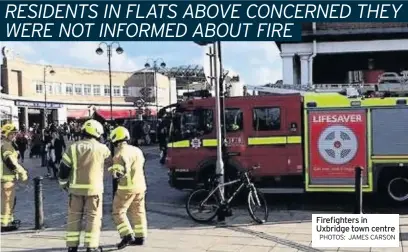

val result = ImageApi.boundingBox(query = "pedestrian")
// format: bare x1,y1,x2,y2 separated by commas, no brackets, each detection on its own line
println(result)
1,123,29,232
15,130,28,163
30,130,42,158
109,126,147,249
46,131,61,179
58,119,111,252
54,131,66,164
157,118,169,165
41,127,51,167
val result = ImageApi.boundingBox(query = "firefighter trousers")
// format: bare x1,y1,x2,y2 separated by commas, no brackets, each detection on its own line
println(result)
66,194,102,248
1,182,16,227
112,191,147,238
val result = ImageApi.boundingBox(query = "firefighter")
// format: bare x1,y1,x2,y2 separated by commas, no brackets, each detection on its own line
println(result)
58,119,111,252
1,123,28,232
109,126,147,249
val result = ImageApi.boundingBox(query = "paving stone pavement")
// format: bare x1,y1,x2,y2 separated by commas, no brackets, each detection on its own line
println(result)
1,146,407,252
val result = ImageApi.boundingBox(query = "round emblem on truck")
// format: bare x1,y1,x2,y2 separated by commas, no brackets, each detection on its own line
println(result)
191,138,201,149
317,125,358,165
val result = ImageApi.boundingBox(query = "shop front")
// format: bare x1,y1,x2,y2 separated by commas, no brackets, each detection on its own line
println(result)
15,100,63,128
0,96,19,128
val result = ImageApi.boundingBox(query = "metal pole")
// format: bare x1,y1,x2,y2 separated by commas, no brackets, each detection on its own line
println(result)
108,45,113,122
154,66,158,120
43,68,47,128
217,41,228,178
34,176,44,230
213,42,225,223
209,47,213,91
107,45,118,198
354,166,363,214
169,78,171,105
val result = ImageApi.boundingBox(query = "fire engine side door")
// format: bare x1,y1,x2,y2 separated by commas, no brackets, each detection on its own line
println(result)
285,95,303,175
245,96,289,176
223,105,246,178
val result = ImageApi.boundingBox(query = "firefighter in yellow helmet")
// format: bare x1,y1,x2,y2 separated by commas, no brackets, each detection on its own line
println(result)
58,119,111,252
109,126,147,249
1,123,28,232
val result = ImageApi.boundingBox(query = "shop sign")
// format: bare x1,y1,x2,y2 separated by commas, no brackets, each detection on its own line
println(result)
15,101,62,108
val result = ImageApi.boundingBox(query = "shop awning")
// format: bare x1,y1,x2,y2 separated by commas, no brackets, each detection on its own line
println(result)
95,109,137,120
67,109,91,119
95,108,157,120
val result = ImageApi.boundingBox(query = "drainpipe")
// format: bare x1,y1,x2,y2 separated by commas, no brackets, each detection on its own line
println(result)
308,22,317,88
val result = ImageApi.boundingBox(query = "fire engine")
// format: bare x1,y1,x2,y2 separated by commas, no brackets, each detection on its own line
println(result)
163,87,408,203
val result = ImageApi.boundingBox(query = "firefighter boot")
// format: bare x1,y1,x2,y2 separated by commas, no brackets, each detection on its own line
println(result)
117,234,136,249
1,220,21,232
67,247,78,252
131,237,145,246
86,247,103,252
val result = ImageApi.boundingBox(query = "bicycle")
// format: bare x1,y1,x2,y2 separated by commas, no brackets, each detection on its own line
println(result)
186,165,268,224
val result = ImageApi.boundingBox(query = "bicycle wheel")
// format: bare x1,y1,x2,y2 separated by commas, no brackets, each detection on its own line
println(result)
186,188,219,223
247,188,268,224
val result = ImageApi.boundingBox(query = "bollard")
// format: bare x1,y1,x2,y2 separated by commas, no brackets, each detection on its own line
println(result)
354,166,363,214
34,176,44,230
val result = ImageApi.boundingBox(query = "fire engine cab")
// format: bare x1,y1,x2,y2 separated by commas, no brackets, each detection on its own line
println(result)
164,90,408,203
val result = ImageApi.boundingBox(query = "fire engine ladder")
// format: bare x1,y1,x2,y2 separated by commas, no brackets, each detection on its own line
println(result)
246,84,361,97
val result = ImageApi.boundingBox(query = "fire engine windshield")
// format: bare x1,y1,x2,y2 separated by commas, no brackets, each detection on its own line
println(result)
169,109,213,141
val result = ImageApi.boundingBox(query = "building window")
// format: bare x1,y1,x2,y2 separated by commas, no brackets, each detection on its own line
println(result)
113,86,121,97
66,83,73,95
84,84,92,96
122,86,129,97
253,107,281,131
93,85,101,96
46,82,53,94
35,81,43,94
75,84,83,95
225,108,243,132
54,82,62,95
104,85,111,96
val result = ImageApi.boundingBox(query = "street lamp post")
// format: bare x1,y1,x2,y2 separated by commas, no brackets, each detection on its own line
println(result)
95,42,124,199
95,42,124,122
43,65,55,128
144,58,166,118
194,41,227,222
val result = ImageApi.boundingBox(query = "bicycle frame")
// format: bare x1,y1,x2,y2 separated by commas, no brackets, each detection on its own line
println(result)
201,175,250,207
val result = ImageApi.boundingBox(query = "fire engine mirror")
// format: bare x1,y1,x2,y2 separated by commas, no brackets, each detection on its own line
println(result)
306,102,317,108
396,99,407,105
350,101,361,107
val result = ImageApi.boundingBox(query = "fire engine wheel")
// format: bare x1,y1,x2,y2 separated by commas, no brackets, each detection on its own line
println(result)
387,177,408,202
186,189,219,223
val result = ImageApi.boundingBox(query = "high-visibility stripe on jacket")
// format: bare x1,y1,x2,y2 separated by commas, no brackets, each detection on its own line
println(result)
1,140,23,182
111,143,146,193
63,138,111,196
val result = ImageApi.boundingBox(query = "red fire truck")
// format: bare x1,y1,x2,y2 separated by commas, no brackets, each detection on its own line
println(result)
164,92,408,203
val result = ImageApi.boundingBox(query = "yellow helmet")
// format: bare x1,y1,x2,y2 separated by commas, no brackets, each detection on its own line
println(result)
1,123,17,137
110,126,130,144
81,119,104,138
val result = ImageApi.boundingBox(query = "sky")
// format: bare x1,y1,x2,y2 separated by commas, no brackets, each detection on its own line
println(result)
1,41,282,86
